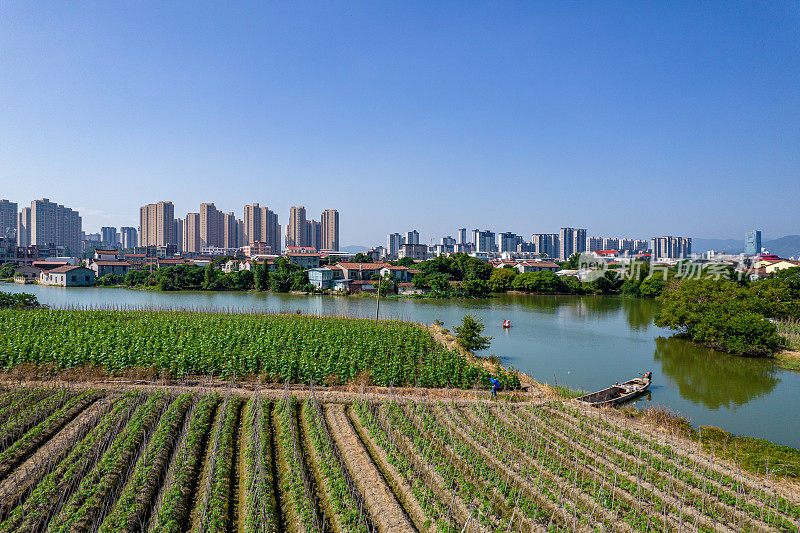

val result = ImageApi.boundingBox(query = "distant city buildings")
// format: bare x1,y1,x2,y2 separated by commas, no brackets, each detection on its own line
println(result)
587,236,603,252
184,213,200,253
473,229,496,254
651,236,692,260
557,227,587,260
101,226,118,247
0,200,17,240
745,230,762,257
17,207,31,247
120,227,138,249
531,233,558,258
243,203,281,254
28,198,82,255
387,233,403,257
306,219,322,251
139,201,175,247
499,232,522,253
321,209,339,251
286,206,307,249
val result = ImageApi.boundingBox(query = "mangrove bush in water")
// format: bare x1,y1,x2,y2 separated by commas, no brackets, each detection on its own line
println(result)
654,277,800,356
0,308,519,389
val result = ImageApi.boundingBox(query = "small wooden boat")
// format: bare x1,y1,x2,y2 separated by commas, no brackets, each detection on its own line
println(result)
576,372,652,407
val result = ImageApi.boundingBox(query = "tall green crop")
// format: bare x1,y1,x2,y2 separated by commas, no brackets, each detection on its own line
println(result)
0,309,519,389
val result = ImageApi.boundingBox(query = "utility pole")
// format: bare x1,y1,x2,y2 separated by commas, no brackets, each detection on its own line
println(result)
375,274,380,324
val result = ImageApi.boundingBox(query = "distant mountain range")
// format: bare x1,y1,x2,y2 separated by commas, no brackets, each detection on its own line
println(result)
762,235,800,259
692,235,800,259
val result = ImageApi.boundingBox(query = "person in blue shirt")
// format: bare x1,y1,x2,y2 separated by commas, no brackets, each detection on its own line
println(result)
490,377,501,399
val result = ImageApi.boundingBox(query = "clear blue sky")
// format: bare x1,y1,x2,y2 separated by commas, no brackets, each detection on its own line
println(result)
1,2,798,245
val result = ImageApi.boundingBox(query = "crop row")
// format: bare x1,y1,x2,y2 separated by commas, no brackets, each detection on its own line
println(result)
0,392,143,532
0,387,796,533
149,393,221,533
99,392,193,532
548,401,800,524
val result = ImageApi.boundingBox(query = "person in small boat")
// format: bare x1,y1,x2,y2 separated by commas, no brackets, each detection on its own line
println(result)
490,377,501,399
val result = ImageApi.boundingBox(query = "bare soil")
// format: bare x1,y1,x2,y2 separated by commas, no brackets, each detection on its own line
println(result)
0,394,116,507
344,405,433,532
324,403,414,533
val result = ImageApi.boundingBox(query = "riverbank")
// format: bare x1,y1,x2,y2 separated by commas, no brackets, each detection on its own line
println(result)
776,350,800,371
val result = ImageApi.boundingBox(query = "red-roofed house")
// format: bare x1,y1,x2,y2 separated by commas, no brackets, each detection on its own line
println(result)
39,265,95,286
516,261,560,273
90,260,132,278
124,253,148,267
93,249,120,261
332,262,388,281
286,253,321,269
32,260,70,271
285,246,317,254
379,264,411,282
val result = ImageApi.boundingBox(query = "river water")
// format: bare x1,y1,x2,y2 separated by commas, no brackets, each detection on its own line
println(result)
4,284,799,447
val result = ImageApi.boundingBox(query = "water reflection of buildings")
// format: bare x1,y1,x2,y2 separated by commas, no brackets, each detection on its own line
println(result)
559,295,622,320
653,337,779,409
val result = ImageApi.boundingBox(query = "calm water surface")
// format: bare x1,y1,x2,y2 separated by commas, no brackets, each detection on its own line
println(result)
4,284,799,447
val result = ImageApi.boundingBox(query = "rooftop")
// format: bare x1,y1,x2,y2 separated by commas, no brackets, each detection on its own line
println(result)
46,265,88,274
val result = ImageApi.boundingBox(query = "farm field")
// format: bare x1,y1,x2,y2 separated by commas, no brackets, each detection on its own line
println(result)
0,385,797,532
0,308,519,390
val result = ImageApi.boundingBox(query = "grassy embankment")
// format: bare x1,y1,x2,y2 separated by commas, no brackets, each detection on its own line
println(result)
776,319,800,371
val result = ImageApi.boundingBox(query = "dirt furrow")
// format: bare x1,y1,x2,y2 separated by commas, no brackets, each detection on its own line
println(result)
187,398,224,531
0,394,116,511
324,403,414,533
236,399,249,533
299,403,347,533
345,404,433,532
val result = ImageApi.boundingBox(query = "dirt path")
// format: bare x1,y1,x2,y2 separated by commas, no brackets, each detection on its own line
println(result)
324,403,415,533
345,405,433,532
0,376,541,406
0,394,116,507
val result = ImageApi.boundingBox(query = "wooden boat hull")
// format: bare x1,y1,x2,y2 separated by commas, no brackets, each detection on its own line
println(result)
575,377,651,407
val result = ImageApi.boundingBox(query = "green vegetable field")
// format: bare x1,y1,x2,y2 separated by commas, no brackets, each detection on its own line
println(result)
0,309,518,389
0,385,797,532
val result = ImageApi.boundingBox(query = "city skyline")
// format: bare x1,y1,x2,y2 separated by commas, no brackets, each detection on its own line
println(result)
1,3,797,244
